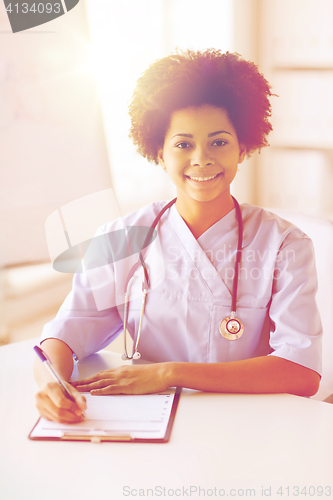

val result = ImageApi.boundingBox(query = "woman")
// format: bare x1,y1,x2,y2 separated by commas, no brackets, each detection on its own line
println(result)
34,50,322,423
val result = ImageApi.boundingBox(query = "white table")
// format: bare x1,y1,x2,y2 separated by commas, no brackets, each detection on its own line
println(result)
1,338,333,500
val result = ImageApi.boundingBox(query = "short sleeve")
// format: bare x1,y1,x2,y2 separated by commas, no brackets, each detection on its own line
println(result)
268,232,322,375
40,268,123,360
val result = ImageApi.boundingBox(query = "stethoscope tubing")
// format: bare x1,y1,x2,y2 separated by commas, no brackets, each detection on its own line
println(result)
231,196,243,314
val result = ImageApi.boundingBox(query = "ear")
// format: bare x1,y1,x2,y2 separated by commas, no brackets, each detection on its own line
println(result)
157,148,166,169
238,145,246,164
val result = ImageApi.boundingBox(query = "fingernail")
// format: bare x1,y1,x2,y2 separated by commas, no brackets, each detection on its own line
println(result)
75,409,82,417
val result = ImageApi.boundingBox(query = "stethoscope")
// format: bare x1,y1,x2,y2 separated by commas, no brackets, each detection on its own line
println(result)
122,196,244,360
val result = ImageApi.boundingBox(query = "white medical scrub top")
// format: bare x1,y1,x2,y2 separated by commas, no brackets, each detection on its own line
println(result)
40,201,322,375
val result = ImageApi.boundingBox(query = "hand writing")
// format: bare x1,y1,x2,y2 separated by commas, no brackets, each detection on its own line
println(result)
35,381,87,423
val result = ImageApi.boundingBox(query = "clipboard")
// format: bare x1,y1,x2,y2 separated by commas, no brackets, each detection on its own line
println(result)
29,387,181,443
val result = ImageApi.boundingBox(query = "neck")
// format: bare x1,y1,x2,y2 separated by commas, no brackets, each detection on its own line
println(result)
175,192,235,239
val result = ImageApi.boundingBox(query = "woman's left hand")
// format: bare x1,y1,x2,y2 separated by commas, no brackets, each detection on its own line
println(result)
72,363,174,395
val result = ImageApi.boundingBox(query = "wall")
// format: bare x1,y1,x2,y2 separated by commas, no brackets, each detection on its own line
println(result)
257,0,333,216
0,1,112,268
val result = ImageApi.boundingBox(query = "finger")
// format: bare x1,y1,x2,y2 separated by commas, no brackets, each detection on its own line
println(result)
75,378,113,392
36,401,62,422
42,383,86,419
71,377,97,386
74,392,87,410
74,382,98,392
90,385,124,395
49,407,85,423
38,408,57,422
71,369,116,387
45,383,81,412
42,406,85,423
64,383,87,411
72,370,112,386
36,391,85,423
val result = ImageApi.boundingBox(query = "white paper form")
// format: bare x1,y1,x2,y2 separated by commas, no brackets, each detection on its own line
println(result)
30,389,179,441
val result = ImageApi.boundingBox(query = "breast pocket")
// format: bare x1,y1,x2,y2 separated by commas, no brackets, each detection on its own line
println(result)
208,298,271,363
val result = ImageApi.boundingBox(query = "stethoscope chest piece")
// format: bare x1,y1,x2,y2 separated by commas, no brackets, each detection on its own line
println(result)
219,313,244,341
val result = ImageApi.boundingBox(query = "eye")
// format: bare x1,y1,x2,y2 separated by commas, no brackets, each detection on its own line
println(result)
175,141,191,149
212,139,227,147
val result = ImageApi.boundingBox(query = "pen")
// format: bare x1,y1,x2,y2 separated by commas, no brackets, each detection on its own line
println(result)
34,345,76,403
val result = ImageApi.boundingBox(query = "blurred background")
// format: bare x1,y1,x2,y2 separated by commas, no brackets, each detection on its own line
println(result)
1,0,333,347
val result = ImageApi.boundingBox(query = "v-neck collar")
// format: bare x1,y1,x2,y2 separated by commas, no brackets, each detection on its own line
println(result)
197,206,237,250
165,203,238,299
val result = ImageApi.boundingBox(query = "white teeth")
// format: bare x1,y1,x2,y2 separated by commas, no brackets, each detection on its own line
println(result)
188,174,219,182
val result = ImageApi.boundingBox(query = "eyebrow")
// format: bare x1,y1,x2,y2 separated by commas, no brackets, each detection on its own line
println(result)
171,130,232,139
208,130,232,137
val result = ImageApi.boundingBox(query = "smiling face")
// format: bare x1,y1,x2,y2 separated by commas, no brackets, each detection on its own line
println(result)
158,105,246,212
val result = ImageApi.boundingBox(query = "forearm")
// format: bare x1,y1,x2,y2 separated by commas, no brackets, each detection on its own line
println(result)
34,338,74,388
167,356,320,397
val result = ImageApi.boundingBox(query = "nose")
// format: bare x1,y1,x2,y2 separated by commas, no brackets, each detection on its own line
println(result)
190,145,215,167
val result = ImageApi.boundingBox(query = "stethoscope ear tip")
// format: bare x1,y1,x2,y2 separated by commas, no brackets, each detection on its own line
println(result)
133,352,141,360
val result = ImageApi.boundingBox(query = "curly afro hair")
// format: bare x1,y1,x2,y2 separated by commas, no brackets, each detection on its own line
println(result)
128,49,274,164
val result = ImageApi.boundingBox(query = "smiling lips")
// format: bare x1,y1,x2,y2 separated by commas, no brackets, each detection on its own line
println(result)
186,173,221,182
